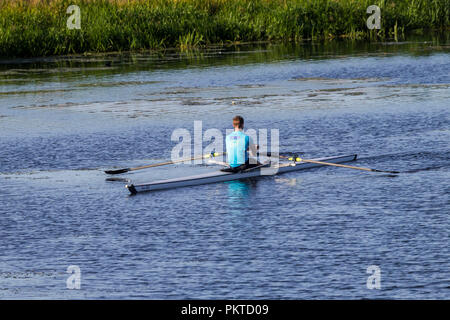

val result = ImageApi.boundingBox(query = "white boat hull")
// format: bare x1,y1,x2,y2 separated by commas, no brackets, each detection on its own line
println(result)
126,154,357,194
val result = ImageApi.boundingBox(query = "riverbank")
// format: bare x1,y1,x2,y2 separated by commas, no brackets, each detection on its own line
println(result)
0,0,449,57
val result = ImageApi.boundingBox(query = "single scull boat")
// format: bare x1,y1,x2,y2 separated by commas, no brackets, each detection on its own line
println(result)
126,154,357,194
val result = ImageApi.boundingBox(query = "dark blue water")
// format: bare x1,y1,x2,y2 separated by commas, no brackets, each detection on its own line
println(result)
0,38,449,299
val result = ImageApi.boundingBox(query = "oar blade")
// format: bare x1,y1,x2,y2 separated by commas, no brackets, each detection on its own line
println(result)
104,168,130,175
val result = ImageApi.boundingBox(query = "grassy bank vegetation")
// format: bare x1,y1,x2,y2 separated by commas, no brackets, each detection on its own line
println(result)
0,0,448,57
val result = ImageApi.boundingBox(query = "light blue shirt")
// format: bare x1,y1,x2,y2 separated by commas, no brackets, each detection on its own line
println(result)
226,131,249,168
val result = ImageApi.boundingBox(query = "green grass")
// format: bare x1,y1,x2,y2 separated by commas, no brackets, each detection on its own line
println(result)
0,0,448,57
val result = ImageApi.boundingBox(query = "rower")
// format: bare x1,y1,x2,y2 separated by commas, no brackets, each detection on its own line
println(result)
221,115,259,173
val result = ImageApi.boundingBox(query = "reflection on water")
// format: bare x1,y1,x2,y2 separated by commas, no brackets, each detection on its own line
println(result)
225,180,252,214
275,177,299,187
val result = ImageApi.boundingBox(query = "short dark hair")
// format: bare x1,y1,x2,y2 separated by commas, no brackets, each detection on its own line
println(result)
233,115,244,129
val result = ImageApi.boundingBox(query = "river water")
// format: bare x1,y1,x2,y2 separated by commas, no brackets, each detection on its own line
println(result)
0,34,449,299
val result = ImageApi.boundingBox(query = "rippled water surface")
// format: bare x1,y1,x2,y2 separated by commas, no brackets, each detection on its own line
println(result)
0,35,449,299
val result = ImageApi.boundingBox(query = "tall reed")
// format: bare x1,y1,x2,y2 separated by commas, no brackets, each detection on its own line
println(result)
0,0,448,57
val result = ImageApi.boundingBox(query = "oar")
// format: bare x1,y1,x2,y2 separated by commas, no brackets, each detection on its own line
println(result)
105,152,223,175
282,154,399,174
264,152,398,174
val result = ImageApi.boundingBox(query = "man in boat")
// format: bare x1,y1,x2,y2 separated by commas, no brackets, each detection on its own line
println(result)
221,115,259,173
